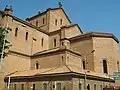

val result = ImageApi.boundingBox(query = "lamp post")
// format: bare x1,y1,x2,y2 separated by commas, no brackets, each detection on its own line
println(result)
82,50,95,90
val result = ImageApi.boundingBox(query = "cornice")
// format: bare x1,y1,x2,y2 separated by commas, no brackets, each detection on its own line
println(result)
9,50,31,57
4,72,115,83
26,8,72,23
3,14,49,35
32,47,81,57
70,32,119,43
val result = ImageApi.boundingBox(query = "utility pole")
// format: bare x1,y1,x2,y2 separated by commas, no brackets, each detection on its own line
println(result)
82,50,95,90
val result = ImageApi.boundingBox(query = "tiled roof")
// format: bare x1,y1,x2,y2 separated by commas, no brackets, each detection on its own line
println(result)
70,32,119,43
32,47,82,57
0,11,4,14
1,11,49,35
26,8,71,23
10,15,49,34
6,66,72,77
6,65,113,80
61,24,83,34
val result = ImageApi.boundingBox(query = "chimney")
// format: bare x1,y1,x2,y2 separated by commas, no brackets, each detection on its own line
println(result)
4,5,13,15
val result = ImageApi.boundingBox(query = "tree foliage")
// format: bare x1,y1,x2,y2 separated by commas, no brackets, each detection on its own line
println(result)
0,28,10,59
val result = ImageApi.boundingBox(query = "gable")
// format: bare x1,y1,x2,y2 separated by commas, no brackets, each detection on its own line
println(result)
64,24,83,38
49,8,72,32
51,8,71,24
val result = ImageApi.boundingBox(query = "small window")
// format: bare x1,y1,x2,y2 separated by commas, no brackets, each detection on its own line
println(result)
33,84,35,90
62,42,64,46
62,56,64,61
41,38,44,46
43,18,45,24
87,84,90,90
82,60,85,69
55,19,57,25
94,84,96,90
100,85,102,90
36,62,39,69
117,61,119,72
33,37,37,41
103,60,108,74
57,83,61,90
14,84,17,90
79,83,82,90
12,18,14,22
63,87,66,90
36,20,38,27
60,19,62,25
15,28,18,37
25,32,28,40
54,39,57,47
21,84,24,90
43,83,47,90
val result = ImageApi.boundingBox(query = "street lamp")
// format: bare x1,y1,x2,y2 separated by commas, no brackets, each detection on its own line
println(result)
82,50,95,90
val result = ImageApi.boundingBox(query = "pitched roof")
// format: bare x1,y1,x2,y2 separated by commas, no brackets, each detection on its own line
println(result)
49,24,83,35
70,32,119,43
26,8,72,23
61,24,83,34
0,11,4,14
32,47,82,57
6,66,72,77
5,65,114,82
9,15,48,34
1,12,49,35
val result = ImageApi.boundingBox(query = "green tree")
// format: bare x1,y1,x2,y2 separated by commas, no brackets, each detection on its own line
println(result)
0,28,10,63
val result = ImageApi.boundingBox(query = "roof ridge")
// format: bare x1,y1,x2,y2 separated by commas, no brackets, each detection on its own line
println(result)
26,7,71,23
70,31,119,43
4,14,48,34
38,65,61,74
5,71,18,77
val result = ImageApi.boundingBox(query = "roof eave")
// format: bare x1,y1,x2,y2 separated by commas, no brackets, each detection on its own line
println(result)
4,14,49,35
5,72,115,83
70,32,119,43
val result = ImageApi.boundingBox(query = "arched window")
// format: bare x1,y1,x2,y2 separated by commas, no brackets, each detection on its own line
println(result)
43,83,47,90
100,85,102,90
103,60,108,74
82,60,85,69
21,84,24,90
117,61,119,72
43,18,45,24
87,84,90,90
36,62,39,69
41,38,44,46
56,83,61,90
55,19,57,25
54,39,56,47
79,83,82,90
15,28,18,37
25,32,28,40
33,84,35,90
60,19,62,25
94,84,96,90
62,42,64,46
63,87,66,90
36,20,38,27
62,56,64,61
14,84,17,90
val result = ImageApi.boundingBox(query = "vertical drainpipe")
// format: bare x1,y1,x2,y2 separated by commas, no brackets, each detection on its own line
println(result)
7,76,11,90
55,81,56,90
